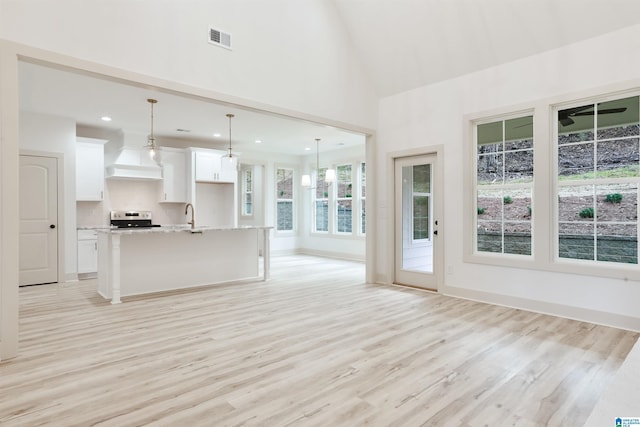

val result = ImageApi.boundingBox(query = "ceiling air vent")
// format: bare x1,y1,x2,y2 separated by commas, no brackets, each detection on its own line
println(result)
208,27,232,50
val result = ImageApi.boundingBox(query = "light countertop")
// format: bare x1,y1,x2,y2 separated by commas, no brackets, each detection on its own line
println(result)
96,225,273,234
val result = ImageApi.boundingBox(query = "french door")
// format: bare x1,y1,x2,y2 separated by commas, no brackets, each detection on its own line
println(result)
394,154,442,290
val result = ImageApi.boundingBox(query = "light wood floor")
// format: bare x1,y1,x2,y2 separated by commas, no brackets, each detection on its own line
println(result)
1,255,637,426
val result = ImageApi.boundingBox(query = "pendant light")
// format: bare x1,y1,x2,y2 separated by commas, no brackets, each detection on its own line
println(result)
225,113,235,163
146,98,162,165
301,138,335,187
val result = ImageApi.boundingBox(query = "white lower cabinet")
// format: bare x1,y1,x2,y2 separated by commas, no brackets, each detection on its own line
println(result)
77,230,98,275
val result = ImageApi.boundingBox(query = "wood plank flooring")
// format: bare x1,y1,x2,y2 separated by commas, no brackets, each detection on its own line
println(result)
0,255,637,426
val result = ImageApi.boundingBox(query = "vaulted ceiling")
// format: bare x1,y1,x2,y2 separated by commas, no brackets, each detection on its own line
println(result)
333,0,640,96
17,1,640,152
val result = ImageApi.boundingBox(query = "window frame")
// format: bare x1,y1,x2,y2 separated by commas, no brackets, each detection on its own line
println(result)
409,164,433,244
275,166,295,233
463,87,640,281
335,163,354,235
313,167,330,234
241,166,253,217
553,92,640,267
464,107,539,271
475,114,534,257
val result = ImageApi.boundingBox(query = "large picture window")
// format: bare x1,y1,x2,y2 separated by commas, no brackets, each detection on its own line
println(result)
476,115,534,255
276,168,294,231
556,95,639,264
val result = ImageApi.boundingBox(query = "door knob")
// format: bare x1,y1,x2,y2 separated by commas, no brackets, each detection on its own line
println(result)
433,230,438,235
50,224,56,229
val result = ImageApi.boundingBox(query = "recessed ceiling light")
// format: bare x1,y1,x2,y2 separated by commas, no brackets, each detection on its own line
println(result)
305,147,311,151
213,133,221,137
101,116,112,122
255,140,262,144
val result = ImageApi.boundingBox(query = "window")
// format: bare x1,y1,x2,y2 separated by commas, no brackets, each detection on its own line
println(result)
412,164,431,240
336,164,353,233
476,115,534,255
314,168,329,232
241,167,253,216
360,162,366,235
556,95,639,264
276,168,294,231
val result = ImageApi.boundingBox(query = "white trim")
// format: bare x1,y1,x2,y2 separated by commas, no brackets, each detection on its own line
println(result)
0,43,20,360
442,285,640,332
296,248,365,263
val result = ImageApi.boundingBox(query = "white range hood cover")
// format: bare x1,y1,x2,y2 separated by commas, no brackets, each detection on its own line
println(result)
104,130,162,180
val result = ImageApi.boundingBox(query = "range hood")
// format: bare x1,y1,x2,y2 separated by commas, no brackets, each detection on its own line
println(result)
104,130,162,180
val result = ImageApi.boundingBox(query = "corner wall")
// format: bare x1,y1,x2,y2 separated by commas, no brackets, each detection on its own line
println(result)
376,24,640,330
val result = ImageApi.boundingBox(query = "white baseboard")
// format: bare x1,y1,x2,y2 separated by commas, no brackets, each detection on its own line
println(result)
64,273,79,282
296,248,365,263
442,285,640,332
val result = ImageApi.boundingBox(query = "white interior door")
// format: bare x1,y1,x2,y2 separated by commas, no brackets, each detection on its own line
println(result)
19,155,58,286
394,154,441,290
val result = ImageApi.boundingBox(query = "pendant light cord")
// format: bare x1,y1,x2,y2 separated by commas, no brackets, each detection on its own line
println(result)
226,113,235,158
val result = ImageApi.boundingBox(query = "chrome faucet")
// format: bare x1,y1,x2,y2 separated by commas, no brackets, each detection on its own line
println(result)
185,203,195,229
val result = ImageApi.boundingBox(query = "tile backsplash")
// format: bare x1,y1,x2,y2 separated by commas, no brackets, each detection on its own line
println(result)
76,179,187,227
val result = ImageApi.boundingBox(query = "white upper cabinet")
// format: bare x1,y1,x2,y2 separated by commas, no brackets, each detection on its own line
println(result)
76,138,107,201
194,149,237,183
159,148,188,203
194,150,220,182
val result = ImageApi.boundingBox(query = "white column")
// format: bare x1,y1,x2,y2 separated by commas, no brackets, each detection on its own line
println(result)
111,234,121,304
262,227,270,281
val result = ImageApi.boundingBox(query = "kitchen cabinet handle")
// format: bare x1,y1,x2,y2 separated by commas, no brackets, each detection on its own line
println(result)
100,191,103,199
50,224,56,229
94,242,97,250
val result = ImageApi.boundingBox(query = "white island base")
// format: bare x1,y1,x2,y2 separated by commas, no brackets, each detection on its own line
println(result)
97,227,271,304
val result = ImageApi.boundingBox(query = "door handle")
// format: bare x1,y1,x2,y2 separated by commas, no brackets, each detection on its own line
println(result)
433,230,438,235
50,224,56,229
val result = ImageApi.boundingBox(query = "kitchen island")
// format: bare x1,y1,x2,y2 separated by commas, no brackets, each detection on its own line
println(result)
97,226,272,304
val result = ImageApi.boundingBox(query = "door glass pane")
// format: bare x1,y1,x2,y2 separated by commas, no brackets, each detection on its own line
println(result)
402,164,433,273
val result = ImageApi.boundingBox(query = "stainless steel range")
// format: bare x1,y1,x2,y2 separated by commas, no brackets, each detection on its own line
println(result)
110,211,161,229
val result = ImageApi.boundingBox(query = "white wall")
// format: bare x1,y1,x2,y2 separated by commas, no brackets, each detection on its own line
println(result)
195,182,235,228
19,111,77,280
376,24,640,329
0,0,377,130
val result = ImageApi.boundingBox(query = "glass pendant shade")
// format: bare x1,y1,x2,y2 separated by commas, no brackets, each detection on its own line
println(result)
146,98,162,165
325,168,336,183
